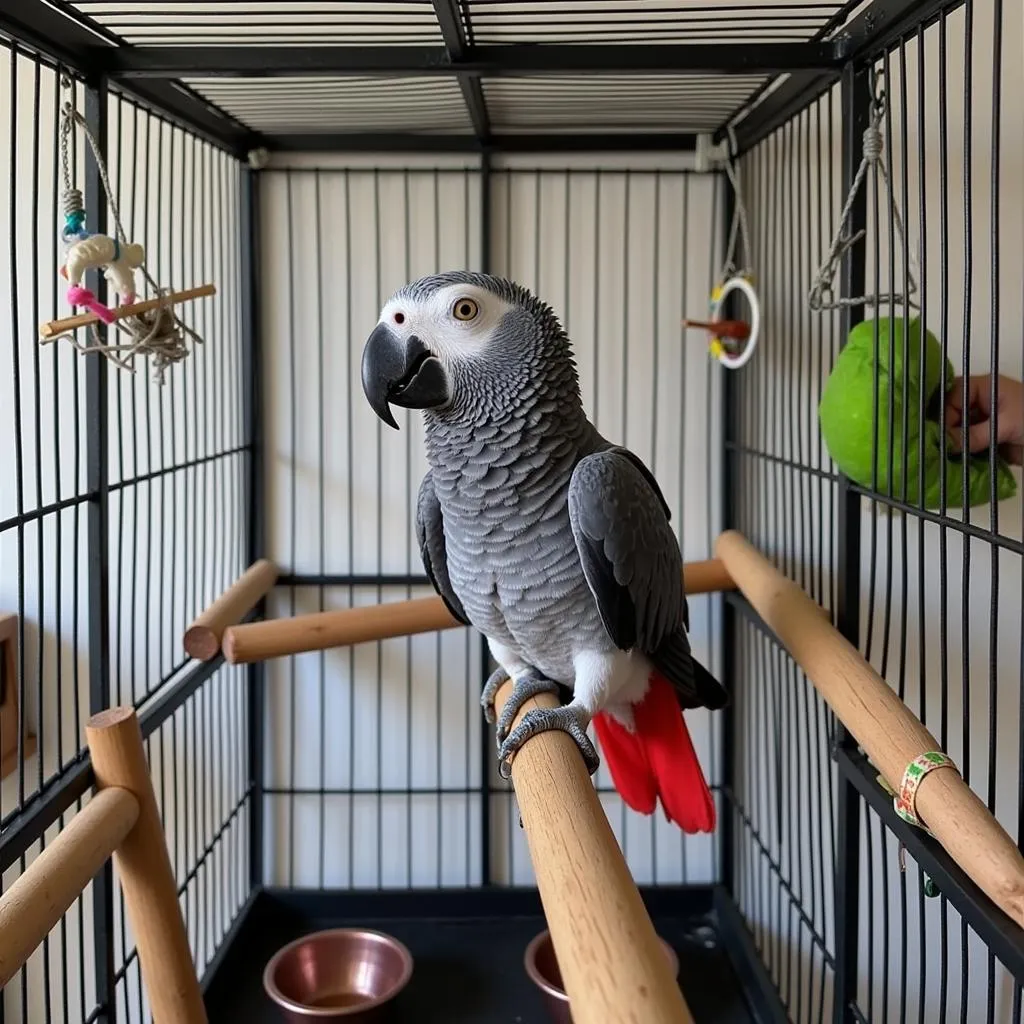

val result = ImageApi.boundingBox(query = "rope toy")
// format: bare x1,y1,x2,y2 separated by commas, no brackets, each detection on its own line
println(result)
685,127,760,370
45,83,204,385
808,71,918,313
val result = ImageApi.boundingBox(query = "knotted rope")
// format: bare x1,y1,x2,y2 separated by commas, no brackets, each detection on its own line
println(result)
46,82,204,384
718,126,753,283
807,82,917,313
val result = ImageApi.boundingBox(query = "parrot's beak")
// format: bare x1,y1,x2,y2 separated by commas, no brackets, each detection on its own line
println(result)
360,323,449,430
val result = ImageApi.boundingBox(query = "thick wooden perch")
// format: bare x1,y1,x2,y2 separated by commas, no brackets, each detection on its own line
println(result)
716,529,1024,928
86,707,208,1023
38,283,217,340
184,558,278,660
494,681,692,1024
221,557,734,665
0,787,139,987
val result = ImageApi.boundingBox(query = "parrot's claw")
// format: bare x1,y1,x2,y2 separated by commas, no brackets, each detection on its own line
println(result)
481,666,559,733
497,703,600,780
494,670,561,743
480,666,510,725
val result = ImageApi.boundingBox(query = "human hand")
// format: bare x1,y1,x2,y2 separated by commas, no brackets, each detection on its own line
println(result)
944,374,1024,467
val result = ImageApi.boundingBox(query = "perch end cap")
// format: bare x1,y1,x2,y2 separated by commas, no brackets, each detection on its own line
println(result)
85,706,137,732
183,626,220,662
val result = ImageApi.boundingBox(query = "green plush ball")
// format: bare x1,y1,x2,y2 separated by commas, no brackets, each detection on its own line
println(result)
818,316,1017,509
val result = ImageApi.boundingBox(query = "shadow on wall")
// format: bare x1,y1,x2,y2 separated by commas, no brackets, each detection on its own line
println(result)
0,615,90,812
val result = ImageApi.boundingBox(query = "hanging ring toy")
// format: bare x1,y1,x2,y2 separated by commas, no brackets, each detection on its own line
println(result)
684,125,760,370
686,273,760,370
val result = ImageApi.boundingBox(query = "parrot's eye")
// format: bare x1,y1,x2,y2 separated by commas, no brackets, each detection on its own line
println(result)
452,297,479,322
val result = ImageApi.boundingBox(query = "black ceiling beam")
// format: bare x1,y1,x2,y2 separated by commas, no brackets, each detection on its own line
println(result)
0,0,116,71
721,0,961,152
266,132,697,154
0,0,259,156
431,0,491,143
104,42,844,79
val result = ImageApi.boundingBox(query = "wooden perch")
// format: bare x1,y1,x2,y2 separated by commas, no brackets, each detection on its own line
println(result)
221,557,734,665
716,529,1024,928
86,707,208,1023
494,680,692,1024
0,787,139,987
184,558,278,661
39,283,217,340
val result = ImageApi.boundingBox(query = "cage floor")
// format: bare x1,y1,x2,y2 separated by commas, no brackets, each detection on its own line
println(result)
203,887,758,1023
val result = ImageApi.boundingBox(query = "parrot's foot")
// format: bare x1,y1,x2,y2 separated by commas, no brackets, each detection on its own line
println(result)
494,670,562,744
481,666,559,733
497,702,600,780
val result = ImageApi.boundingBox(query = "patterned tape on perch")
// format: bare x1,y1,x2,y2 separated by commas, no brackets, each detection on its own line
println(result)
893,751,960,833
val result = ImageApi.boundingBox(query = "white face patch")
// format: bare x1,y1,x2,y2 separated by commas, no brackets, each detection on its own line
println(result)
377,283,511,365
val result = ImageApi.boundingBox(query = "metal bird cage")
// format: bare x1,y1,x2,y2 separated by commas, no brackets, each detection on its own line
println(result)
0,0,1022,1021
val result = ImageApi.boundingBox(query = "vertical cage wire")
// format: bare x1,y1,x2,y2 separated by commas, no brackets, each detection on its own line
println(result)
100,86,251,1023
727,0,1024,1021
850,1,1023,1020
727,80,844,1024
0,43,92,829
110,667,250,1024
259,164,484,891
0,40,251,1024
104,88,246,710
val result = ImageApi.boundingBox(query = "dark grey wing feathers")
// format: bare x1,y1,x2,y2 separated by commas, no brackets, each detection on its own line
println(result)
615,448,672,524
416,471,470,626
568,449,728,710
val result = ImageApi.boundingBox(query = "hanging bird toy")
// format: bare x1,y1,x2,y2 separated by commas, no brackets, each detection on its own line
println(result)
39,84,215,384
684,129,760,370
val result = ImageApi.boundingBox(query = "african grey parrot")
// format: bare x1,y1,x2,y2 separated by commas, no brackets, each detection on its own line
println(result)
360,271,727,832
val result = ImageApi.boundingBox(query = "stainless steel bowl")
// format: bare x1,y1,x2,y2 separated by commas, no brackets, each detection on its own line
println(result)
263,928,413,1021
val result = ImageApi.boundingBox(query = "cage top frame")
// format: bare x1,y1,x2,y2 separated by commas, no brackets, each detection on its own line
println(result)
2,0,958,160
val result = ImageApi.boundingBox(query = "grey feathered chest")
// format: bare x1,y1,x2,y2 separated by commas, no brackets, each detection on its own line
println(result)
423,395,613,682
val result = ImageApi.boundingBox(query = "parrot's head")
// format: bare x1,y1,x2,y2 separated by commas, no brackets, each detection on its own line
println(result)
360,270,577,429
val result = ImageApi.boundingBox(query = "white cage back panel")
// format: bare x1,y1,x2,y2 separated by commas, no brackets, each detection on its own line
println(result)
259,161,726,889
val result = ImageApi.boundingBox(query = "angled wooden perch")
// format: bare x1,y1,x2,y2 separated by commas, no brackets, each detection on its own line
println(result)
39,283,217,340
716,529,1024,928
184,558,278,661
0,706,206,1022
494,680,693,1024
221,557,735,664
0,787,139,986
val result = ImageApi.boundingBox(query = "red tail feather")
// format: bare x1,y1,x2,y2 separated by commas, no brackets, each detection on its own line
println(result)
593,671,716,834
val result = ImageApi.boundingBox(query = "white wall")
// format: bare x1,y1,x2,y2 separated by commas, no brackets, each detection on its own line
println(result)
258,152,726,889
731,0,1024,1020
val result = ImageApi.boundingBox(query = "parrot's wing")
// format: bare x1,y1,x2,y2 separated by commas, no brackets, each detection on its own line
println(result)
568,449,727,710
416,471,470,626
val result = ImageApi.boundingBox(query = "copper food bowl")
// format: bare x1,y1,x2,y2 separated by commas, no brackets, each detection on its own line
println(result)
263,928,414,1022
524,928,679,1024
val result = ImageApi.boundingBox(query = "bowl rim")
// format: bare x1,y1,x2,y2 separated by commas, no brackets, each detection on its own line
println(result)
262,927,414,1017
523,928,680,1003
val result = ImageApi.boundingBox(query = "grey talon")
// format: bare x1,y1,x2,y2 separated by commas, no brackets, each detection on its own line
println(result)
497,704,600,779
494,672,561,744
480,666,510,725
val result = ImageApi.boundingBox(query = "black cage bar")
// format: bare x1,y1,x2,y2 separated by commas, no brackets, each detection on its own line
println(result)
1,0,1022,1021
